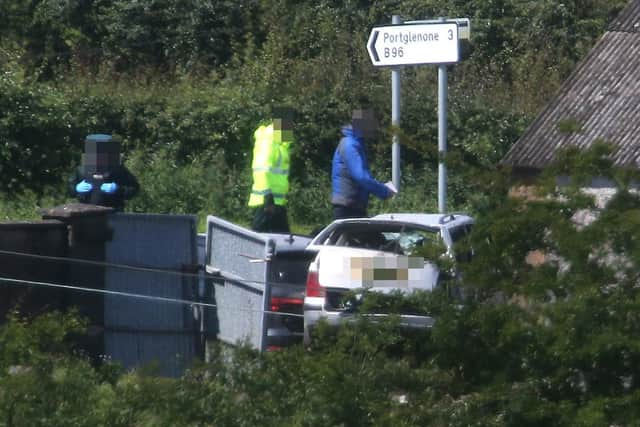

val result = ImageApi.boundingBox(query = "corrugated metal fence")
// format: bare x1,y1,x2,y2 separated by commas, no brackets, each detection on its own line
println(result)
1,207,311,377
105,213,199,377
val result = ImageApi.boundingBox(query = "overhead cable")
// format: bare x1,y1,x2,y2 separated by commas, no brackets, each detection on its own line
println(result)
0,248,304,290
0,275,304,319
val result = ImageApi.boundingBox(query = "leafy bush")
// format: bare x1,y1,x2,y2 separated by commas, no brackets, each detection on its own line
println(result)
126,148,251,226
4,147,640,425
0,189,68,221
0,72,75,193
2,2,640,425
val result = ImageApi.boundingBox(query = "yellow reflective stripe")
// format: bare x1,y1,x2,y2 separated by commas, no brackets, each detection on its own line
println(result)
252,167,289,175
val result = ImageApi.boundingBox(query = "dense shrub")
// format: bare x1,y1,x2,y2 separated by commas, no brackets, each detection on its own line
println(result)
4,0,624,224
125,148,251,224
0,72,526,226
3,147,640,425
1,2,639,425
0,72,75,193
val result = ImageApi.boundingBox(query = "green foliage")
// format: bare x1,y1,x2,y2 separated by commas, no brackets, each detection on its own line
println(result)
97,0,262,76
125,148,251,224
4,156,640,426
2,0,624,225
287,160,334,228
542,141,639,190
0,0,262,79
6,282,640,426
0,68,524,225
557,117,584,134
467,144,640,298
0,72,75,193
0,190,67,221
0,311,127,426
2,6,640,423
0,310,86,369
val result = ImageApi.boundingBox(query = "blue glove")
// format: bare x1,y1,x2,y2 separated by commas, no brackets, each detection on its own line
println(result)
100,182,118,194
75,180,93,194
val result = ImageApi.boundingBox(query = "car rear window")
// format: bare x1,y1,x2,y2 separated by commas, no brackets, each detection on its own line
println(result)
322,224,441,256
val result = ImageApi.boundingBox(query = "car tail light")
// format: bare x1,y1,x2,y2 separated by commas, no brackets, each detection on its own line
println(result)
305,265,325,298
270,297,303,312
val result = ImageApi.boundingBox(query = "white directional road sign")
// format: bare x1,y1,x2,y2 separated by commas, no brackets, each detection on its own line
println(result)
367,22,459,67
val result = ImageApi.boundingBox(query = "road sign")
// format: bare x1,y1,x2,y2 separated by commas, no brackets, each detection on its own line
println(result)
367,22,459,67
405,18,471,40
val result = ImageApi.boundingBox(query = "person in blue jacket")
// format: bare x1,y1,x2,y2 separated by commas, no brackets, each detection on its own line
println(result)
331,108,394,219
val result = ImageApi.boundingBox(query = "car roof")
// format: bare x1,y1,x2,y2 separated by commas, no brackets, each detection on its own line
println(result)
308,213,474,246
371,212,474,228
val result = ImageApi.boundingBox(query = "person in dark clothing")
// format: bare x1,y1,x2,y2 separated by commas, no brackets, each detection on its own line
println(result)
331,109,394,219
69,134,139,211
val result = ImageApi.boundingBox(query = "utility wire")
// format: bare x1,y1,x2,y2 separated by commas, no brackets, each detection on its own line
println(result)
0,248,305,291
0,248,201,279
0,275,304,319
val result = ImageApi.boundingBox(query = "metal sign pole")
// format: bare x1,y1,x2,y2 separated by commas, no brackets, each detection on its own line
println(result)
438,63,447,213
367,17,468,212
391,15,402,191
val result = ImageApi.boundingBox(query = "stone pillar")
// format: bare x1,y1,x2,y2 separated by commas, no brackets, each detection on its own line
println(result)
41,203,114,357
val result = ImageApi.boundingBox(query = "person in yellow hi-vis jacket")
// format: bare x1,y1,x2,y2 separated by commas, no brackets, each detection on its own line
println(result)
248,107,294,233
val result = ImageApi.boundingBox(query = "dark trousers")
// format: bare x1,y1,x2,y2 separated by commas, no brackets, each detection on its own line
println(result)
251,204,290,233
333,204,367,220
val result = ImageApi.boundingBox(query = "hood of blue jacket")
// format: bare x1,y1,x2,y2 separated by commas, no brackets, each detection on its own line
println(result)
341,124,362,141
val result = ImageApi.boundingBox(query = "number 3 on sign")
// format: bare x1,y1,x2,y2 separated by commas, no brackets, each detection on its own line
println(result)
384,47,404,58
448,29,454,40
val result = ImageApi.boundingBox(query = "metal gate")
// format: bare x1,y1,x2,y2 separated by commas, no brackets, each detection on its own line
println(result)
204,216,274,351
204,216,313,352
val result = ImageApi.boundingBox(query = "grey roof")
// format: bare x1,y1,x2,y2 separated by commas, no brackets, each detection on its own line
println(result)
609,0,640,32
502,0,640,171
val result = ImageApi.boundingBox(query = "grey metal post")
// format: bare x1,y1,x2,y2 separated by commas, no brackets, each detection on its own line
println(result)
259,239,275,352
391,15,402,190
438,63,447,213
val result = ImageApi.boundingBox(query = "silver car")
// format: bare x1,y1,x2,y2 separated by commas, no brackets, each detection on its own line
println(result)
303,213,474,343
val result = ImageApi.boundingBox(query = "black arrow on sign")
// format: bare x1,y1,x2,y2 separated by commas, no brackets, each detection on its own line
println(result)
369,30,379,62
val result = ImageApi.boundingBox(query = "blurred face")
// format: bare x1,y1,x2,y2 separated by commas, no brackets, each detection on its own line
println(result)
273,118,294,142
352,109,379,140
83,140,120,172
